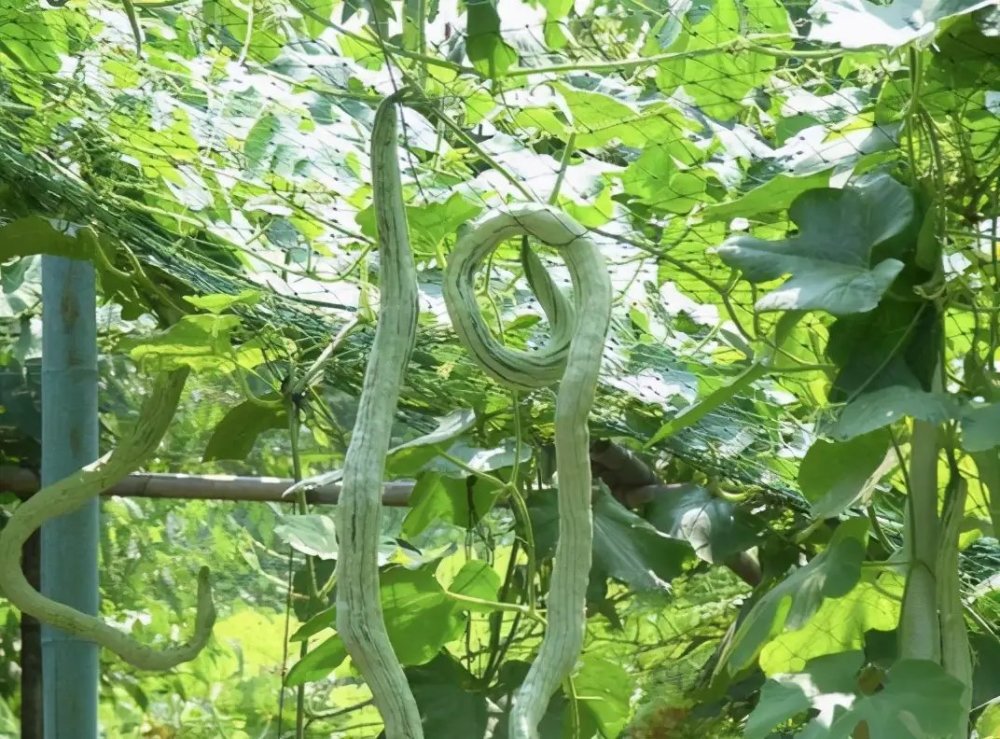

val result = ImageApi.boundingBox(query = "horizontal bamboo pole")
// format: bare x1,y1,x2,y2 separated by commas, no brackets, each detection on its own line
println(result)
2,440,760,585
0,466,413,506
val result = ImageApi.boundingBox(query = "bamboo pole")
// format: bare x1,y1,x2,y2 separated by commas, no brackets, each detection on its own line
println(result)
0,466,413,506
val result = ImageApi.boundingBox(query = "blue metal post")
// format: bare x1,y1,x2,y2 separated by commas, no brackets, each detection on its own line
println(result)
40,255,100,738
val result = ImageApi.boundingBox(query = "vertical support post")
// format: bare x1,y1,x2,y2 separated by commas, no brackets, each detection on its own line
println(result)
40,256,99,739
20,530,43,739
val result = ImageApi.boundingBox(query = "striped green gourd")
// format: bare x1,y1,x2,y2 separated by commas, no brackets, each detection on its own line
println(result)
444,205,612,739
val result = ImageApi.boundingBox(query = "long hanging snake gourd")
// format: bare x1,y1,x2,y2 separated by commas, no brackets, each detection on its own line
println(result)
443,207,613,739
0,367,216,670
334,88,425,739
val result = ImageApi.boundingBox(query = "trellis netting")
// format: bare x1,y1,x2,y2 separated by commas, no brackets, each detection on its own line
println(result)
0,0,866,495
0,0,999,734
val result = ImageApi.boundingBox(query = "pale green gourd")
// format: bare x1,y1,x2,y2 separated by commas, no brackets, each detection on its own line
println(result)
0,367,216,670
334,88,425,739
443,206,612,739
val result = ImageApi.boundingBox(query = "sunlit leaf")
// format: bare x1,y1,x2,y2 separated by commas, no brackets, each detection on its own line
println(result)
808,0,996,49
720,518,868,675
401,472,502,537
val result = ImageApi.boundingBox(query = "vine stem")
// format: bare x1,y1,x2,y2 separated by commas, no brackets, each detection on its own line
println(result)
899,389,941,663
334,88,424,739
443,205,612,739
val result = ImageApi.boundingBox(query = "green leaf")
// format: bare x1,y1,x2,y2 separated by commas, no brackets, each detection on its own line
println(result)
715,175,914,315
343,0,394,22
289,604,336,642
572,654,634,738
425,439,532,476
749,655,965,738
465,0,517,78
393,410,479,454
119,314,265,372
290,0,334,38
656,0,790,119
401,472,503,537
0,217,84,260
202,398,288,461
961,403,1000,452
759,581,900,674
357,195,484,256
401,473,448,538
977,3,1000,34
549,84,691,149
381,409,479,478
407,654,490,738
808,0,997,49
799,430,891,519
746,651,864,739
700,172,831,222
593,489,691,590
826,296,941,402
972,451,1000,537
274,514,338,559
204,0,286,63
644,0,693,52
976,702,1000,739
244,114,300,177
287,564,464,685
184,290,263,314
621,141,708,213
829,386,959,440
380,565,466,665
846,660,966,738
531,488,692,593
645,483,759,563
720,518,868,674
771,124,900,177
646,363,768,447
0,9,65,72
540,0,573,48
386,408,476,477
285,634,347,685
970,633,1000,718
448,560,501,611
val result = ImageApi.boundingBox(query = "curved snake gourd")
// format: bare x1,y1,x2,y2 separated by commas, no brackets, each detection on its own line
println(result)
443,207,613,739
334,88,424,739
0,367,216,670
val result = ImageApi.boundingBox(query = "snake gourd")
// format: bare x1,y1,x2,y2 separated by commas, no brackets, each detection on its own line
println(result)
334,88,424,739
0,367,216,670
444,207,613,739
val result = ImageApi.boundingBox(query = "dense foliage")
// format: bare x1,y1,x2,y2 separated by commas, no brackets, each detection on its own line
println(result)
0,0,999,736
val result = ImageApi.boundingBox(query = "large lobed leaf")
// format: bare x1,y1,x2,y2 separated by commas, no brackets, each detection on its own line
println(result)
715,174,914,316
